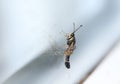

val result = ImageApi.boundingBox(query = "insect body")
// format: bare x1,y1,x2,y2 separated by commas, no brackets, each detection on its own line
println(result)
64,23,82,69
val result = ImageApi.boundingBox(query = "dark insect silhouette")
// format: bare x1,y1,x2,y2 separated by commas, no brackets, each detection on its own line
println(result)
64,23,83,69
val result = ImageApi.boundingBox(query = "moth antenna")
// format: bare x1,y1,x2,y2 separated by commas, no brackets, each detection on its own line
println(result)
73,22,75,32
73,24,83,33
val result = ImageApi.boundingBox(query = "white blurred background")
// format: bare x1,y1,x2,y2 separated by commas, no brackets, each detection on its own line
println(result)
84,40,120,84
0,0,120,84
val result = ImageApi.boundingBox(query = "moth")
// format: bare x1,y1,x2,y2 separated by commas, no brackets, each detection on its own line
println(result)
64,23,83,69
